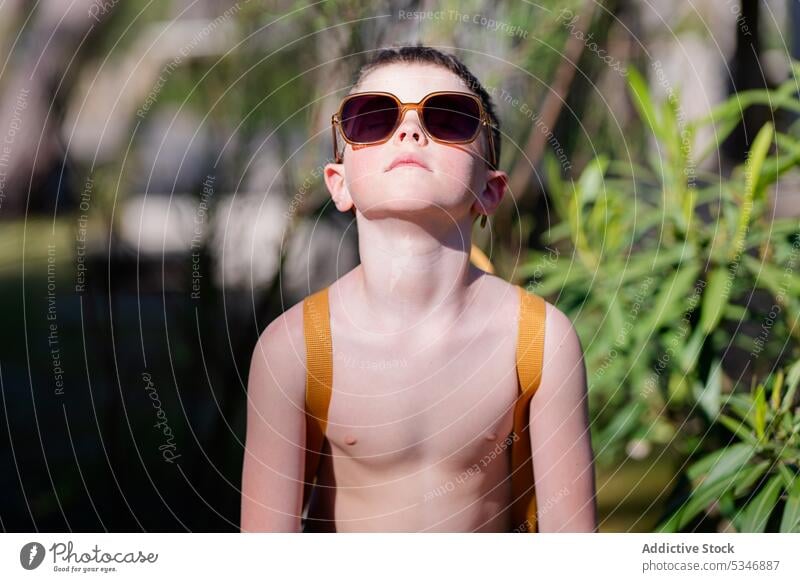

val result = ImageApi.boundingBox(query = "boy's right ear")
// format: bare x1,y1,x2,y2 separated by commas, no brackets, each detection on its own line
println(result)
323,163,355,212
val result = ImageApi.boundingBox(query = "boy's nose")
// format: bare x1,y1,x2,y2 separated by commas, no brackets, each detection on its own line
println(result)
393,111,428,146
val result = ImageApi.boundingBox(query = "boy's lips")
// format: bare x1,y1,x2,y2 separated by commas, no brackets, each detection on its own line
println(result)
385,154,430,172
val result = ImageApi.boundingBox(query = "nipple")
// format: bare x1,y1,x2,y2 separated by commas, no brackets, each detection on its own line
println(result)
485,432,497,441
344,434,358,446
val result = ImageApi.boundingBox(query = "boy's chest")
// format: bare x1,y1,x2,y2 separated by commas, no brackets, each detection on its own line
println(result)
324,322,520,468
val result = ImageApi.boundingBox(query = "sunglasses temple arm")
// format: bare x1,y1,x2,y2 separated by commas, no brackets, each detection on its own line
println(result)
486,122,497,169
331,117,342,163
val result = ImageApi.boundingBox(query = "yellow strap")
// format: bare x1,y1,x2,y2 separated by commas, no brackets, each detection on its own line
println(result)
511,285,547,532
302,287,333,507
469,243,495,274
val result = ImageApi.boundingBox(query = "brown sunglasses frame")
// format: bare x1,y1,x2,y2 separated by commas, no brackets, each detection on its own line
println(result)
330,91,497,169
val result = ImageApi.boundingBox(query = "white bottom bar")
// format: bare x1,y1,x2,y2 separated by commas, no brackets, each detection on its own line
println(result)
2,533,798,581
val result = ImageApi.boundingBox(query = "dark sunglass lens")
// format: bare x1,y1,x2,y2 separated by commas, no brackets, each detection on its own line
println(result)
422,94,481,141
340,95,398,142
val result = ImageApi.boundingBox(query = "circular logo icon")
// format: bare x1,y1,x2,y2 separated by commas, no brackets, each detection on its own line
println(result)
20,542,46,570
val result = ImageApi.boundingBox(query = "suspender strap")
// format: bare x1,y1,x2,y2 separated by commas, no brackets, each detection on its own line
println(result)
302,287,333,506
469,243,495,274
512,285,547,532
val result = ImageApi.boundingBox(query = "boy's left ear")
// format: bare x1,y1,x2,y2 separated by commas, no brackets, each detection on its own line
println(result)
471,169,508,218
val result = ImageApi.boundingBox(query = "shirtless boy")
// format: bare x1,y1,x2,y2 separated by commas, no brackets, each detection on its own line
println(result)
240,45,598,532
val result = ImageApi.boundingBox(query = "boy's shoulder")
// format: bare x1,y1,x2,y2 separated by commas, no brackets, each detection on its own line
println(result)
256,275,345,353
250,297,307,385
478,273,567,326
260,295,307,344
472,276,584,381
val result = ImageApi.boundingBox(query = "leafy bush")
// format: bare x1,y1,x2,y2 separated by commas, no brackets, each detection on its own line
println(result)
659,359,800,532
523,63,800,468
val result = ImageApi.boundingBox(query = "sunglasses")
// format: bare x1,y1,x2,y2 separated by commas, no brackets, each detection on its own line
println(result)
331,91,497,169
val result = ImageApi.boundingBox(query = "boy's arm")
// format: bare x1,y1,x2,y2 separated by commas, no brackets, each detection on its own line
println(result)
530,303,599,532
240,306,307,532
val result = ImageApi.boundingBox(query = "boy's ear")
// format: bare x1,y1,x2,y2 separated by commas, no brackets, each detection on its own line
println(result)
471,169,508,218
323,162,355,212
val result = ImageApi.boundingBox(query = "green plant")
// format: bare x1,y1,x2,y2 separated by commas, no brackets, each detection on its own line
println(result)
658,359,800,532
522,62,800,466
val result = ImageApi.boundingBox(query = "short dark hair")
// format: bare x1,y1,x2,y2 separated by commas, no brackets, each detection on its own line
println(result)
351,44,501,168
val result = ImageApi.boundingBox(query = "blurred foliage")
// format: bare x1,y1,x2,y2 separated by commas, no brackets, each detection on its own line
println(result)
523,62,800,469
659,359,800,532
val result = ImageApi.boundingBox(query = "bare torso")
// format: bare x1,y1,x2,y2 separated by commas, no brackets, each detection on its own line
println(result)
305,266,523,532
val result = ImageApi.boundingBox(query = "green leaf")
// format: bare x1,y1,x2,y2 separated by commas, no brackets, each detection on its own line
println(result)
776,446,800,463
605,295,626,347
627,68,660,138
658,470,741,532
681,187,697,234
533,264,590,297
696,90,760,128
696,87,800,129
739,473,783,532
660,86,680,141
679,325,706,373
771,370,784,411
717,414,759,446
566,178,596,268
743,255,800,298
595,401,646,453
606,159,657,182
778,464,796,488
696,359,722,419
729,123,773,262
723,303,748,320
668,371,692,404
733,460,770,497
699,268,733,335
754,382,767,441
620,245,694,289
694,115,742,163
780,472,800,532
643,262,701,333
719,490,737,515
703,442,757,485
781,412,794,434
687,448,729,481
545,153,568,221
782,359,800,413
687,442,756,483
577,156,608,204
725,394,755,423
756,132,800,191
541,221,571,244
519,249,562,279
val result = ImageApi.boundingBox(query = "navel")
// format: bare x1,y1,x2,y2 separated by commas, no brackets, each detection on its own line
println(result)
344,434,358,446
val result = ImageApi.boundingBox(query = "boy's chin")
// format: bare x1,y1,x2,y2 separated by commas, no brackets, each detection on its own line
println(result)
355,183,465,213
356,197,462,221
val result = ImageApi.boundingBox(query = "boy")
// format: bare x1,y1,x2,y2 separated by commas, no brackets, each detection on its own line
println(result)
240,46,598,532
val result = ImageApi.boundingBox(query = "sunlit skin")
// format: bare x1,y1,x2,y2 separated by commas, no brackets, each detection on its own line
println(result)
240,62,598,532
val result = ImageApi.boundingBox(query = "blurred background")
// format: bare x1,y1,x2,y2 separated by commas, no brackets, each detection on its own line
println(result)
1,0,799,533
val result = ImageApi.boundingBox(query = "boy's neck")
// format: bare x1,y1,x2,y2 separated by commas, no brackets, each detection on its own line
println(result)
351,212,481,331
